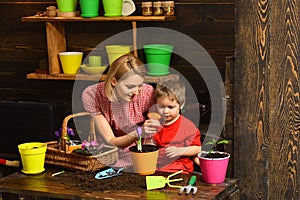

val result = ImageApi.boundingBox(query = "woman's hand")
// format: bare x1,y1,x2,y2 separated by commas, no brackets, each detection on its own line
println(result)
142,119,162,137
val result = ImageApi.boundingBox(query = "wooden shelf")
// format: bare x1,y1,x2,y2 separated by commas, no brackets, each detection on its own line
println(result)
22,15,176,22
26,73,105,81
22,15,176,80
26,73,179,83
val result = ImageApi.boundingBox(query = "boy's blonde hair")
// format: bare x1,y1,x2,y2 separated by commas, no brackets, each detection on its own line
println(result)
155,78,186,107
104,53,146,101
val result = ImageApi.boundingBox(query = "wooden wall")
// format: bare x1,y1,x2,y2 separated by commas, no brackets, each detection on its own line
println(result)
1,0,297,199
235,0,300,199
0,1,234,126
0,0,235,171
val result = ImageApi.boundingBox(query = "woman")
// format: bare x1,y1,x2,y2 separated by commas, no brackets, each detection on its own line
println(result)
81,53,155,167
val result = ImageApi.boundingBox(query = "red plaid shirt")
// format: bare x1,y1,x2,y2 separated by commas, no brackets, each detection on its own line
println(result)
82,82,155,136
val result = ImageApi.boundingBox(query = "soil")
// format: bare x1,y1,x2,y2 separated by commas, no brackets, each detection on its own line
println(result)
52,168,188,192
204,152,229,159
129,144,159,153
55,169,147,192
42,145,188,192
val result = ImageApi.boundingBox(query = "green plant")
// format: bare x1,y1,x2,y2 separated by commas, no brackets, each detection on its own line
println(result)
54,127,75,145
204,138,229,156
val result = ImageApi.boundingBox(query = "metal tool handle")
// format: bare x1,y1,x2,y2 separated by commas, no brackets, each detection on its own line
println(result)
188,175,197,186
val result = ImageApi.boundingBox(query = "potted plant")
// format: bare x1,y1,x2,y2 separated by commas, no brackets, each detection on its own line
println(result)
129,144,159,175
128,127,159,175
198,138,230,184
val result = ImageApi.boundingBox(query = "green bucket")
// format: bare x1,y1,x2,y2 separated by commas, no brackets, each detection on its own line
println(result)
57,0,77,12
80,0,99,17
18,142,47,175
102,0,123,17
143,44,174,76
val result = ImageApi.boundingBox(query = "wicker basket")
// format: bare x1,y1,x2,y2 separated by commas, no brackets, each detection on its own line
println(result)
45,112,118,171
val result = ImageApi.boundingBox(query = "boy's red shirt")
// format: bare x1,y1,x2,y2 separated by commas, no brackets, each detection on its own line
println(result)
153,115,201,174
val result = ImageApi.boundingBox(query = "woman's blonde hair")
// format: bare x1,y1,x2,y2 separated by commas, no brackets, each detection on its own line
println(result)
104,53,146,101
155,78,186,107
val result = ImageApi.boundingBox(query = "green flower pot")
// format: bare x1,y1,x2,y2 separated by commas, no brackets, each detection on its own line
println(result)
102,0,123,17
143,44,174,76
57,0,77,12
80,0,100,17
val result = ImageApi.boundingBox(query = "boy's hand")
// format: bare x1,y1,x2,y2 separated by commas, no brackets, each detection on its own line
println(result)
166,146,186,158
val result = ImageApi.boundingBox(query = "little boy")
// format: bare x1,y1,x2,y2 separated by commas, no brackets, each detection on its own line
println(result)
143,78,201,174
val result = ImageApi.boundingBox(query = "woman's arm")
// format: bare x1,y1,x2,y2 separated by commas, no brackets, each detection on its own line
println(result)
94,114,137,149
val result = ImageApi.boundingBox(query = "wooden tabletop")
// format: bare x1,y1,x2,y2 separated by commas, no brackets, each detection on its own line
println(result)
0,168,239,200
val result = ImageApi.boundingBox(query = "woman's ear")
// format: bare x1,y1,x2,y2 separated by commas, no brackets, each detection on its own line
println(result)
111,77,117,86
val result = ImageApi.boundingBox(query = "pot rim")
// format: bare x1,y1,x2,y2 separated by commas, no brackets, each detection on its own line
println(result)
198,151,230,160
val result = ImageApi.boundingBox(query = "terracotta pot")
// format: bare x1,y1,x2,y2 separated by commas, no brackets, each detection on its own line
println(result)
129,144,159,175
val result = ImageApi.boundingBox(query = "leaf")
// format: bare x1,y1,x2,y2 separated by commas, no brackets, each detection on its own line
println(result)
204,138,218,146
204,138,229,156
217,139,229,145
204,141,215,146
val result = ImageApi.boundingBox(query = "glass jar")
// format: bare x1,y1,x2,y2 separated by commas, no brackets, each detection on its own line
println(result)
46,6,57,17
153,1,163,16
142,1,153,16
163,1,175,16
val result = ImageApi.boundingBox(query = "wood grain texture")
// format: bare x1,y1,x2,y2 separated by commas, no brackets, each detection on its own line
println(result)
268,1,300,199
235,0,300,199
46,22,66,74
235,0,270,199
0,169,239,200
1,3,234,68
224,55,235,140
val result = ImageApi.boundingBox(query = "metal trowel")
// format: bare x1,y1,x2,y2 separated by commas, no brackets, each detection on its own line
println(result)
95,167,124,180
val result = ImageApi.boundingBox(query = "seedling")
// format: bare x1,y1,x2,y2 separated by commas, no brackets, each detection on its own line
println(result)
204,138,229,156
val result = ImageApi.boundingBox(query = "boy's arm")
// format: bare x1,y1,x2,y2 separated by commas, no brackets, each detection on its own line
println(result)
166,146,201,158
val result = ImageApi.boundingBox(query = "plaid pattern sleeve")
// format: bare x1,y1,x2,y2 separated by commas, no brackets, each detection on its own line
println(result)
81,82,106,114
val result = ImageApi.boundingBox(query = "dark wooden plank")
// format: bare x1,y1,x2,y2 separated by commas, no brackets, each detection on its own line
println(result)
223,55,235,140
268,1,300,199
0,34,233,72
235,0,269,199
0,170,239,200
1,3,234,68
235,0,300,199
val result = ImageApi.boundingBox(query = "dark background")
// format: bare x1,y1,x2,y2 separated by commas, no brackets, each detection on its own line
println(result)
0,0,234,175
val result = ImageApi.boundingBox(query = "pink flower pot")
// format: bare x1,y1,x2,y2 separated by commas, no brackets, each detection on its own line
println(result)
198,151,230,184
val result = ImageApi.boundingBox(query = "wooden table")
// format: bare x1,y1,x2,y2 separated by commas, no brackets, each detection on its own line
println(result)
0,169,239,200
